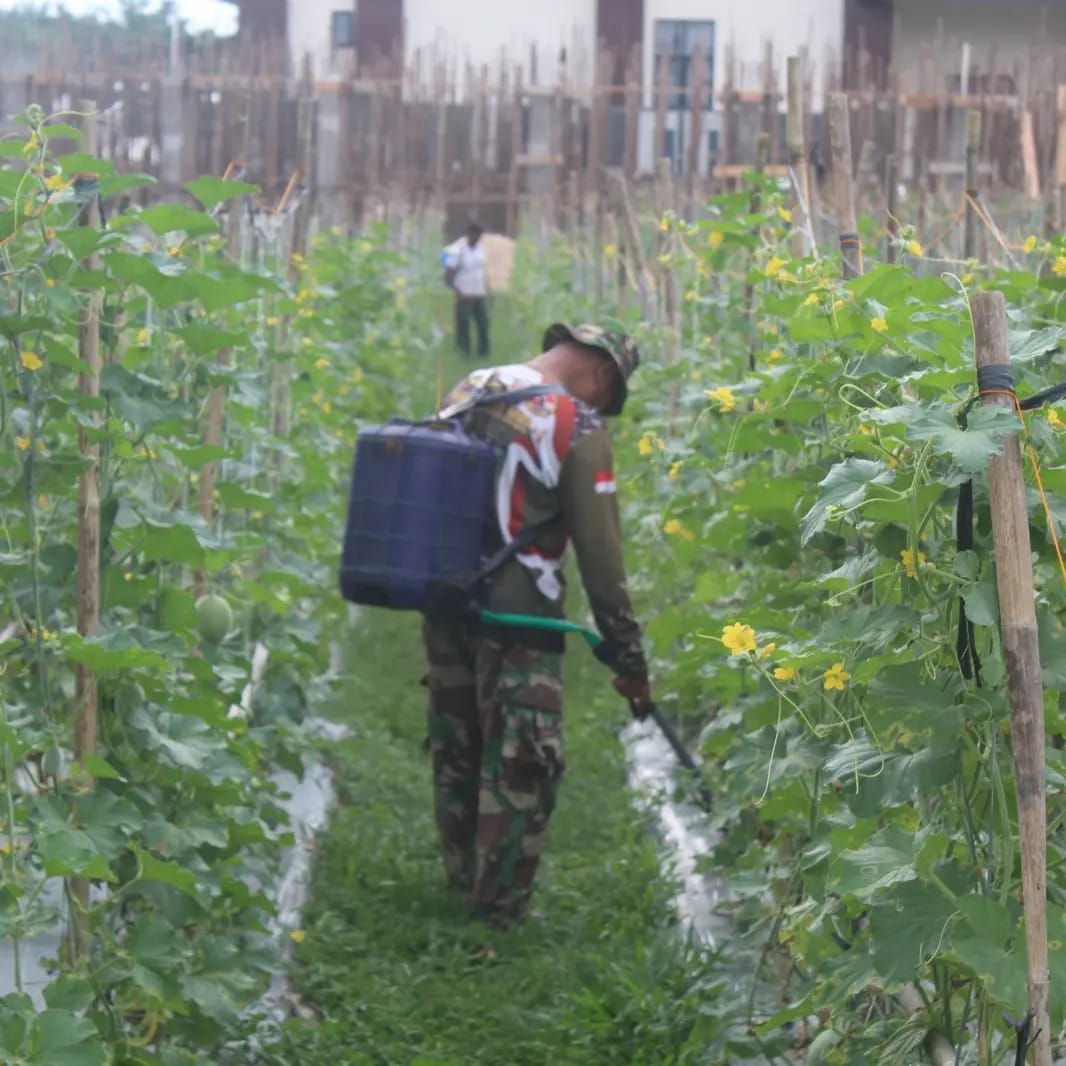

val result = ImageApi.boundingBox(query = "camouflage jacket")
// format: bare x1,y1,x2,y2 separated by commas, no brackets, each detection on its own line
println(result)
442,364,647,677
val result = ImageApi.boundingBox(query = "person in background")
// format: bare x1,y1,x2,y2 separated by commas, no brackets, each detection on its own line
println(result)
444,221,491,358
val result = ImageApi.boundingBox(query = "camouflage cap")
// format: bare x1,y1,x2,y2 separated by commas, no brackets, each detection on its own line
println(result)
541,323,640,416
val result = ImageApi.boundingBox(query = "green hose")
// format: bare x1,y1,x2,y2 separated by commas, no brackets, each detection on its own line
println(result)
479,610,602,650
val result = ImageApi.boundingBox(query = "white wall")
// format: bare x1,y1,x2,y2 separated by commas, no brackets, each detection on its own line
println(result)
642,0,844,107
404,0,597,89
892,1,1066,94
288,0,356,79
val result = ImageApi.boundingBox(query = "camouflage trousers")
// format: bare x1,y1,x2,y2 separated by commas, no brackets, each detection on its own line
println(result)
422,616,565,925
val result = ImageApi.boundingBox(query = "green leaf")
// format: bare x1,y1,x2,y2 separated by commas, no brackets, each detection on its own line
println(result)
141,524,205,567
184,176,260,211
962,576,999,627
36,827,115,881
175,324,247,355
901,404,1020,475
27,1009,106,1066
800,458,896,544
868,880,958,988
951,906,1028,1017
43,976,95,1014
56,228,103,260
828,826,924,901
130,845,202,900
138,203,219,239
78,755,125,782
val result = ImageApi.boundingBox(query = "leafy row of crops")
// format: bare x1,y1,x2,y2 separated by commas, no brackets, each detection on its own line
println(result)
508,183,1066,1060
0,109,429,1063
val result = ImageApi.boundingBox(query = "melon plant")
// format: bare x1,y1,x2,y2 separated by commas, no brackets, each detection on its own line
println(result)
0,107,424,1061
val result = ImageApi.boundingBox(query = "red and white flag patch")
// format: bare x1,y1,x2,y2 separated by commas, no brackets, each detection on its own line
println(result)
594,470,617,495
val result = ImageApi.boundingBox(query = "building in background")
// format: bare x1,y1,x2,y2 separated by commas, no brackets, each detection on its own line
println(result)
228,0,1066,175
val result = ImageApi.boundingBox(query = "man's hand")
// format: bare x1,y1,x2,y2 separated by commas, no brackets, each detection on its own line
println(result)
612,674,653,720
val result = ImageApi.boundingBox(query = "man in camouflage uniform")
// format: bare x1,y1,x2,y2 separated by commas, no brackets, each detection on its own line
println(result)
423,323,651,927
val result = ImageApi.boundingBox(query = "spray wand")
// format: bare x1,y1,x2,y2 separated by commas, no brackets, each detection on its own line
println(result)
480,610,713,811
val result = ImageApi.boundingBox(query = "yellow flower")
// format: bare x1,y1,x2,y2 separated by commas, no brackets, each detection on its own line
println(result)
803,292,820,307
708,230,724,248
37,494,47,508
731,479,747,490
722,622,757,656
45,278,56,288
15,436,30,451
659,215,670,232
663,518,683,537
767,348,783,362
1023,235,1038,254
757,643,776,660
871,317,889,334
290,929,306,943
668,461,682,481
312,392,324,407
706,386,737,413
962,273,974,285
901,548,927,578
638,433,655,457
1048,409,1064,431
777,206,792,224
315,357,329,370
753,399,770,414
322,402,332,415
773,666,797,682
168,245,182,257
765,256,786,278
266,316,280,328
907,239,923,258
603,242,618,259
137,328,151,346
824,663,851,691
20,351,42,372
124,572,134,582
1054,255,1066,277
43,174,69,192
0,841,12,856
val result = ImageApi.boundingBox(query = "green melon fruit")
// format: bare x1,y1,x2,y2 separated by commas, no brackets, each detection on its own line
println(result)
196,594,233,644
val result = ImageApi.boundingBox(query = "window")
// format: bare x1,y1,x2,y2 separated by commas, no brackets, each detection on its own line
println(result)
331,10,355,49
653,19,714,111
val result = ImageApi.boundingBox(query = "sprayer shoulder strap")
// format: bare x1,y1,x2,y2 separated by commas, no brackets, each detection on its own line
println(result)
436,381,567,421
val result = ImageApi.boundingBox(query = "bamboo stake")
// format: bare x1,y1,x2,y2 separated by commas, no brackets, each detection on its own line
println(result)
656,158,680,425
885,154,899,264
654,49,669,164
786,56,811,259
972,290,1051,1066
827,92,862,278
1056,85,1066,229
964,109,982,261
71,99,102,962
609,170,653,321
686,48,706,213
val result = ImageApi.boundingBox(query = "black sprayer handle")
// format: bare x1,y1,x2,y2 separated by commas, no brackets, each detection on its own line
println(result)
630,700,714,812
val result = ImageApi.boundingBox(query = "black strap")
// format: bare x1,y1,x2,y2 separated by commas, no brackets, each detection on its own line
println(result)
436,382,567,421
472,518,554,585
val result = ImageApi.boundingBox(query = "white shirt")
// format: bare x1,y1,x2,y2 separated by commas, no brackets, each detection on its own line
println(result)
447,239,487,298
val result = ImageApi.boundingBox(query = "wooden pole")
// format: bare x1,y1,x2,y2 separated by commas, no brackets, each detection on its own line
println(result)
686,48,706,213
964,108,982,261
71,99,102,962
827,92,862,278
746,133,771,373
972,291,1052,1066
1056,85,1066,229
885,153,899,264
654,48,669,164
624,45,640,179
786,55,811,259
609,169,653,320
